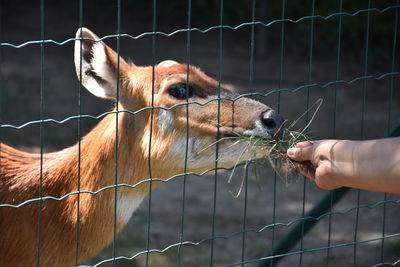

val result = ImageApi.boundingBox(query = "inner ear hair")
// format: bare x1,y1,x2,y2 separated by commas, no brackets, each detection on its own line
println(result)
75,28,124,100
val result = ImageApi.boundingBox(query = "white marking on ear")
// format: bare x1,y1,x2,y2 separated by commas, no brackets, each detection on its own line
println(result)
157,60,178,68
158,109,174,135
74,27,117,100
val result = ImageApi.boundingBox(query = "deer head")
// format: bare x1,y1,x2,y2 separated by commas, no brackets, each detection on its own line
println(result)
74,27,283,177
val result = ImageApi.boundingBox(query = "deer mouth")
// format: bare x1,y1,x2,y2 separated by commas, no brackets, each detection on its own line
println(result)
219,123,285,141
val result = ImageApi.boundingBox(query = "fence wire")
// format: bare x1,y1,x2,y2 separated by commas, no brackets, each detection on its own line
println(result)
1,1,400,267
1,5,399,49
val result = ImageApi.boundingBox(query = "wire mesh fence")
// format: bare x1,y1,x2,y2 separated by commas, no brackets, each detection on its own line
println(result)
1,0,400,267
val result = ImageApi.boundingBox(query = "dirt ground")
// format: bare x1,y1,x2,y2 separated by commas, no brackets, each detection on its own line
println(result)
1,1,400,267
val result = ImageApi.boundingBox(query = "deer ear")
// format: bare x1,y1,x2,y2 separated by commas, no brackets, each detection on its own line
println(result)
74,27,128,100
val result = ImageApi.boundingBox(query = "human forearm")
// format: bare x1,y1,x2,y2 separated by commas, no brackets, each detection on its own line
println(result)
343,138,400,193
287,137,400,193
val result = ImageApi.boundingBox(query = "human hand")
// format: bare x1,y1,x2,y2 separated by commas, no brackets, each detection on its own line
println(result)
286,138,400,193
286,140,350,190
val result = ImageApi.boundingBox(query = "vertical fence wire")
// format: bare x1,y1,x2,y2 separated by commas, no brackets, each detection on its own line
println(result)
327,0,344,265
241,165,249,267
37,0,45,266
354,1,372,265
75,1,84,265
111,0,122,265
177,0,192,265
218,0,225,263
382,0,399,262
240,0,257,264
380,186,388,259
353,195,361,266
145,0,158,265
210,0,224,265
249,0,256,94
270,0,287,265
209,0,221,263
388,0,399,136
299,1,316,266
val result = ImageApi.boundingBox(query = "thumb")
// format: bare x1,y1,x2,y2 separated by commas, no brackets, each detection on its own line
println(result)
287,141,314,162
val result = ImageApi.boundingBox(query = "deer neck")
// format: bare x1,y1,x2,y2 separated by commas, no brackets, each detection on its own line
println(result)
40,109,150,227
72,109,149,191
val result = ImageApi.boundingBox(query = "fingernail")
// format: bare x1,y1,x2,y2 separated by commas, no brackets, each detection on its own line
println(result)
287,147,298,157
296,141,313,148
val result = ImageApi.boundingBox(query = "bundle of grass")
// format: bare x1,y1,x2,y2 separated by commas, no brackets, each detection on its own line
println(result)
222,125,313,187
264,127,314,184
255,98,322,184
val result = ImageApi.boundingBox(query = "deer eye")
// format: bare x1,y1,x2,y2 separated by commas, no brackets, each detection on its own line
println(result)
168,83,193,99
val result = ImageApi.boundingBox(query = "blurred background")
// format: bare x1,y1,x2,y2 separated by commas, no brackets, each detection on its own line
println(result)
1,0,400,266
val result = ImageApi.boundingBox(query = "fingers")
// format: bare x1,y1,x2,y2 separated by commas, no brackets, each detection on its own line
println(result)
298,162,316,180
294,141,314,148
287,139,345,190
287,142,314,162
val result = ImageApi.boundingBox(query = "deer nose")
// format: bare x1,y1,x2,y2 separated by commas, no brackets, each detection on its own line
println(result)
261,109,284,138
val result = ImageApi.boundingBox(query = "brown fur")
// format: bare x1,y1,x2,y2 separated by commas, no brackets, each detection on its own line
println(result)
0,114,150,266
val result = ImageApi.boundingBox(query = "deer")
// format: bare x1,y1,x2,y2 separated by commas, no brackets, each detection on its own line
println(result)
0,28,283,267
